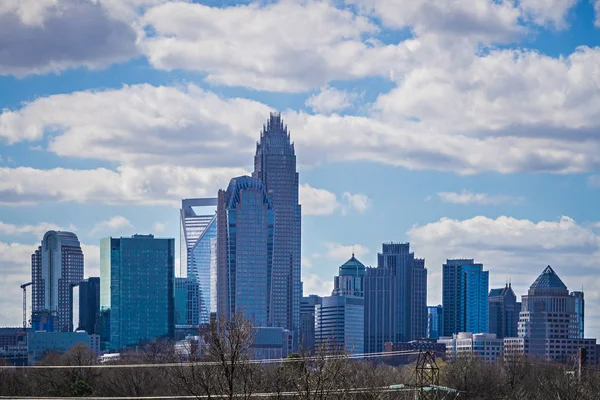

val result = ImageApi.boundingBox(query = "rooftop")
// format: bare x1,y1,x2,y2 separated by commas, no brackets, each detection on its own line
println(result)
530,265,567,290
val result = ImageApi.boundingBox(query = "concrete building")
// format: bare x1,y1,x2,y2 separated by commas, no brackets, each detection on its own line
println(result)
364,243,427,353
384,339,446,365
442,259,489,336
572,291,584,339
32,231,84,332
300,295,321,352
253,112,302,342
251,327,293,359
100,234,175,351
216,176,274,327
488,283,520,339
439,332,503,362
427,305,443,340
0,328,28,366
180,198,218,324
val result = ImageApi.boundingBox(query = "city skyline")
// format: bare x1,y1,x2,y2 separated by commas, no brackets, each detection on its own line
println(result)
2,0,600,342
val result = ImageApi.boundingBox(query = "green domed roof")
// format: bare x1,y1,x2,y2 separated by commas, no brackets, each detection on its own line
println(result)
338,255,366,276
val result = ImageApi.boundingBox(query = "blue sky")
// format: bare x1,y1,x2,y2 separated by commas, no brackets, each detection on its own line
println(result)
2,0,600,338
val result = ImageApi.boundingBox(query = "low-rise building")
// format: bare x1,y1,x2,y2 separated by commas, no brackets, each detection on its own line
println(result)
27,331,90,365
384,339,446,365
439,332,503,362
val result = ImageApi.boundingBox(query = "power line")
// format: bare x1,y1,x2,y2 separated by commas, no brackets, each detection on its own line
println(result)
0,349,422,370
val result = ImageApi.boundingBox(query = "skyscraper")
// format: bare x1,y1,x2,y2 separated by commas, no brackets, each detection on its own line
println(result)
180,198,218,324
488,283,520,339
216,176,274,326
175,277,201,327
32,231,84,332
100,234,175,351
300,295,322,352
77,277,101,335
571,290,584,339
253,112,301,338
364,242,427,353
427,305,443,339
442,259,489,336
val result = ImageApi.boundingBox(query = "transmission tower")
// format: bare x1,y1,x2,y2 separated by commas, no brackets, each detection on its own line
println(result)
415,351,440,400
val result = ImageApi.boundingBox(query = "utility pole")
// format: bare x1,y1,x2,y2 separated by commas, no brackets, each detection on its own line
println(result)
20,282,32,329
415,350,440,400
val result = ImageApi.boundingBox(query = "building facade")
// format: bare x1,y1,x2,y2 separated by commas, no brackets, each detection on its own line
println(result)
100,234,175,351
515,266,595,362
300,295,322,352
252,112,301,339
439,332,503,363
488,284,520,339
175,277,201,327
427,305,443,339
32,231,84,332
364,243,427,353
442,259,489,337
571,291,584,339
180,198,218,323
315,295,364,355
77,277,101,335
216,176,274,327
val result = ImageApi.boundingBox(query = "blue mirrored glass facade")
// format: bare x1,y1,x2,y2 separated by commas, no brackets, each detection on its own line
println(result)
100,234,175,351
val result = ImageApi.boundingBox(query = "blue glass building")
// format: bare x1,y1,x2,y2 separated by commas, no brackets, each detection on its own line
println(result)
180,198,218,324
216,176,274,326
100,234,175,351
175,277,201,327
253,113,301,339
442,259,489,336
488,284,520,339
77,277,101,335
427,305,443,339
571,291,584,339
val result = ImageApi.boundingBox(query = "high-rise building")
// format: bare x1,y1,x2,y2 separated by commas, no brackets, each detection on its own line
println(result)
427,305,443,340
315,256,366,355
216,176,274,327
571,291,584,339
100,234,175,351
364,243,427,353
504,266,596,363
488,283,520,339
32,231,84,332
175,277,201,327
252,112,301,339
300,295,322,352
442,259,488,337
77,277,101,335
180,198,218,324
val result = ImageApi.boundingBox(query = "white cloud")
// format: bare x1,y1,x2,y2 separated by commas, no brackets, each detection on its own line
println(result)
437,191,524,205
305,86,358,114
0,221,74,238
519,0,578,29
302,272,333,297
407,215,600,338
152,222,166,233
0,165,244,206
595,0,600,27
0,0,138,77
315,242,370,261
90,216,133,235
300,184,371,216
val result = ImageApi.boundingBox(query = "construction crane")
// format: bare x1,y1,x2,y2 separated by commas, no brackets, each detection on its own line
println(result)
20,282,32,329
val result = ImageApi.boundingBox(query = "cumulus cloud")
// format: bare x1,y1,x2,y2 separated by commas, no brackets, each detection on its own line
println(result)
152,222,166,234
305,86,359,114
0,221,75,238
300,184,371,216
90,216,133,235
437,191,524,205
595,0,600,27
0,0,138,77
314,242,370,261
302,272,333,297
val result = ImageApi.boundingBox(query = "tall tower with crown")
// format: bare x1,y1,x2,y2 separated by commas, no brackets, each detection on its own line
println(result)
253,112,301,342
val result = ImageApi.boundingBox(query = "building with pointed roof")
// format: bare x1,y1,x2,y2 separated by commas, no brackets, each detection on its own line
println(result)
488,283,520,339
504,266,596,363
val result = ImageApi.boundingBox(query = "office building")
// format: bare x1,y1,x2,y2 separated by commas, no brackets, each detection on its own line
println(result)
216,176,274,326
442,259,489,336
427,305,443,340
180,198,218,324
439,332,503,363
315,295,364,355
32,231,84,332
175,277,201,327
512,265,596,362
253,112,302,339
571,291,584,339
364,243,427,353
251,327,294,359
384,340,446,365
488,283,520,339
27,331,90,365
333,254,366,297
300,295,322,352
100,234,175,351
76,277,101,335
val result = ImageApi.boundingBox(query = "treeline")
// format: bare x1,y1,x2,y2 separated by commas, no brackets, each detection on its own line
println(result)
1,317,600,399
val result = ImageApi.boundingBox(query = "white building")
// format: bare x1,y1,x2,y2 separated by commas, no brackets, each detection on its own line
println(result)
439,332,503,362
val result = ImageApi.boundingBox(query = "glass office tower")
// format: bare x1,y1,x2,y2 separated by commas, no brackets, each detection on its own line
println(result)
100,234,175,351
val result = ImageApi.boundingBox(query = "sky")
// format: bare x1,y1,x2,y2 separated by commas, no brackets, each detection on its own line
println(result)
1,0,600,338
